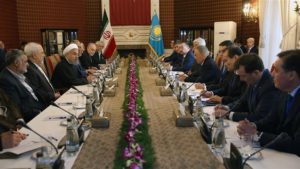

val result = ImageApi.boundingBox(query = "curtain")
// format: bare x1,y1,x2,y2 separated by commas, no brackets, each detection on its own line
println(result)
280,0,297,51
258,0,282,69
109,0,151,26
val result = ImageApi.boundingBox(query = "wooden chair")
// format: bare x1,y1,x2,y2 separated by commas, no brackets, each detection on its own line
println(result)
45,54,61,79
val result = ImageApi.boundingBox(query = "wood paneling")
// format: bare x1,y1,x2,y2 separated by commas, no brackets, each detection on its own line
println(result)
0,0,19,49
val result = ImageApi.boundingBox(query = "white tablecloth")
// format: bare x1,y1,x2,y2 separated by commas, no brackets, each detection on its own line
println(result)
0,85,91,169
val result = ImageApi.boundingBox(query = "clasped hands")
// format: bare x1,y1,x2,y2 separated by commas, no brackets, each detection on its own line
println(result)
214,105,258,138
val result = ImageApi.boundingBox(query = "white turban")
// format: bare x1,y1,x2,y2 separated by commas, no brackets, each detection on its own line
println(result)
63,44,78,56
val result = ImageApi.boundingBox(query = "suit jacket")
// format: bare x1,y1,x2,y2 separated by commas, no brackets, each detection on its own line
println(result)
24,61,55,108
164,51,183,67
206,70,230,91
92,51,106,68
212,72,247,105
0,68,44,122
172,50,194,72
245,46,258,54
79,51,93,69
184,56,220,83
0,88,22,134
240,45,247,54
51,58,88,90
255,91,300,156
230,70,280,122
0,49,5,72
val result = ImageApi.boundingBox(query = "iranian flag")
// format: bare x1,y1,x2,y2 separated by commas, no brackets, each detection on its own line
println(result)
100,9,116,59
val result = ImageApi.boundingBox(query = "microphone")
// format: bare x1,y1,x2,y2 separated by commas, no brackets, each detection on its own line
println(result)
210,100,242,130
185,75,203,90
51,102,80,122
242,132,286,167
16,119,58,154
71,86,90,97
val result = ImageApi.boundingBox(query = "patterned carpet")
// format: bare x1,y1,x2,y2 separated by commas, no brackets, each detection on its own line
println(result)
138,60,225,169
72,58,225,169
72,59,128,169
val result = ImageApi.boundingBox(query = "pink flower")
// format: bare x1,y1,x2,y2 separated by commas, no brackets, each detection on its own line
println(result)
129,162,142,169
123,147,133,158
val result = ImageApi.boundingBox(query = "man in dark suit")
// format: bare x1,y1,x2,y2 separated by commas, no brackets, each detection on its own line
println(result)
245,37,258,54
195,40,234,90
237,50,300,156
24,42,60,108
180,45,220,83
93,41,106,68
234,38,247,54
163,40,183,67
202,47,247,105
79,43,97,70
170,42,194,72
51,44,93,90
215,53,280,122
0,87,27,150
0,49,44,122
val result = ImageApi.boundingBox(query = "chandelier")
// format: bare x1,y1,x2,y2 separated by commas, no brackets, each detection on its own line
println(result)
243,1,258,23
294,0,300,14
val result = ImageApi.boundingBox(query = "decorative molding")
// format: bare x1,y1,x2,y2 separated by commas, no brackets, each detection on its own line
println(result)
101,0,160,46
112,26,150,45
151,0,160,18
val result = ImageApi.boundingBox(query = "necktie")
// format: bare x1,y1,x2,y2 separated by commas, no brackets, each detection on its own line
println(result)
284,94,294,118
249,87,257,113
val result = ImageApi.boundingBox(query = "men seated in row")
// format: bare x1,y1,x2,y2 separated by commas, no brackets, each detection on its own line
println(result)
0,49,44,122
215,40,234,82
0,89,27,150
24,42,60,108
201,47,247,105
51,44,93,90
73,40,96,78
163,40,183,67
214,53,280,122
195,40,235,91
80,42,98,69
94,40,106,66
184,37,207,77
168,42,194,72
179,45,220,84
238,50,300,156
244,37,258,54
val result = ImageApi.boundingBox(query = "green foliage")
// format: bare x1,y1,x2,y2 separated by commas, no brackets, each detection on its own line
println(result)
113,62,155,169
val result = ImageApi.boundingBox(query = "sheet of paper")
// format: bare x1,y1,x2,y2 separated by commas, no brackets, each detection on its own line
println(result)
179,103,186,116
164,83,170,90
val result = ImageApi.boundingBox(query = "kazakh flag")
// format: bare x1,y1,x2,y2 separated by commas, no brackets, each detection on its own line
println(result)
149,13,164,57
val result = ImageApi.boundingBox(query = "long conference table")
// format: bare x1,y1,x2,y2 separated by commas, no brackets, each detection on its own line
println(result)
168,71,300,169
0,85,93,169
1,67,300,169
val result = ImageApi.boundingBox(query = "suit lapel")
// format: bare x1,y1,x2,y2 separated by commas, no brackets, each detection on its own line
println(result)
30,61,54,91
5,69,33,98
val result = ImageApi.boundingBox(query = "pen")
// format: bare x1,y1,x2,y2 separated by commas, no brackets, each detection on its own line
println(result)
57,102,73,106
48,116,67,120
10,129,29,136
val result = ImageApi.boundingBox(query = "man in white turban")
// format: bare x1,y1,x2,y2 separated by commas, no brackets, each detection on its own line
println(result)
51,43,93,90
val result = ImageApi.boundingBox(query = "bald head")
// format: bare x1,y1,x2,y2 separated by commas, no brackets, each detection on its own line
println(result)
247,37,255,48
95,41,104,52
24,42,45,65
87,43,96,56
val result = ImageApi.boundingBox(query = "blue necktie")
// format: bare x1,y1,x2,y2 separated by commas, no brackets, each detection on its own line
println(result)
284,94,294,118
